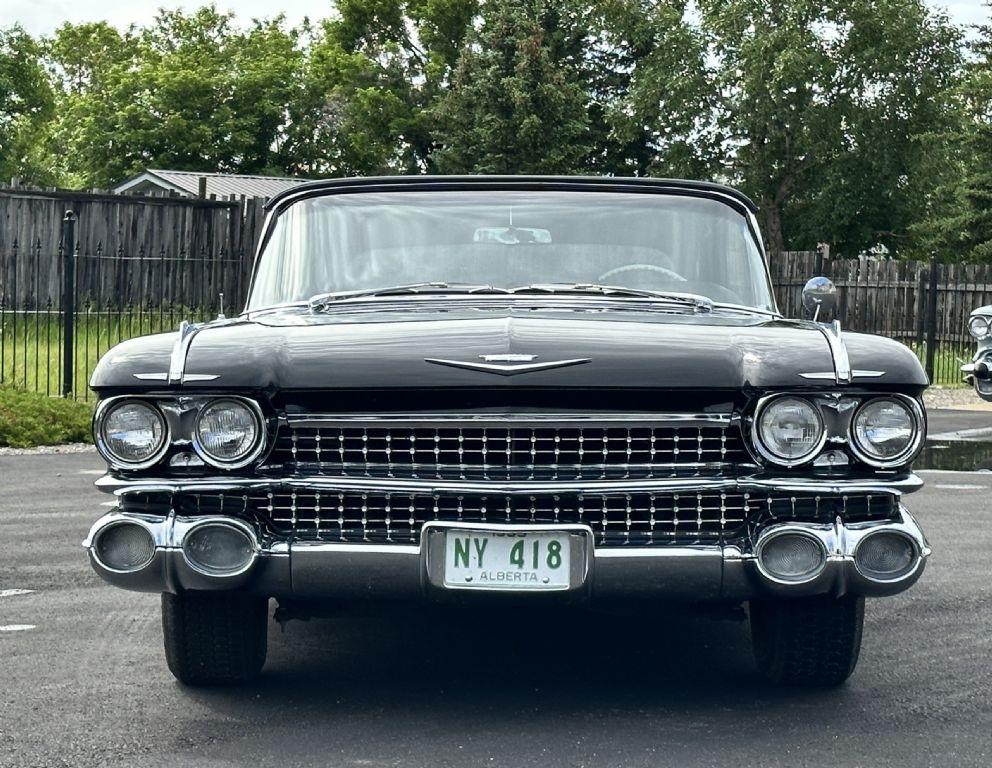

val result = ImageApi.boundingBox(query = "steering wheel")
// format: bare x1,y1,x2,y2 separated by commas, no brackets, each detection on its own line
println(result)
598,263,688,284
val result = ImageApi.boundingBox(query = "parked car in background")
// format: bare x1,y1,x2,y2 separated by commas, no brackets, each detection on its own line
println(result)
963,305,992,400
84,176,929,687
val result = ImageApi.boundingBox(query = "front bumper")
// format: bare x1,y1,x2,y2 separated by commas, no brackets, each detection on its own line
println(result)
84,503,930,603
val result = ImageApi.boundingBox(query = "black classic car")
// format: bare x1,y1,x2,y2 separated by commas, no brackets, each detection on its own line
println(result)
85,176,929,687
963,305,992,400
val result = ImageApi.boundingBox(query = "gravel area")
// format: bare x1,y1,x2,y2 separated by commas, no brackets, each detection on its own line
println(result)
0,442,95,457
924,386,988,410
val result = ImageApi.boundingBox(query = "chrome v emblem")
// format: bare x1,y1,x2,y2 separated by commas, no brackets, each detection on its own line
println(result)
424,354,591,376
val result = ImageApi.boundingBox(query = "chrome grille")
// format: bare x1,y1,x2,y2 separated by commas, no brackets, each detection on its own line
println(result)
269,419,749,480
169,490,899,547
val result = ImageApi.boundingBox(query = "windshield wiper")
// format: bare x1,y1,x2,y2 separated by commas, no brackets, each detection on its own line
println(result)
308,281,714,313
308,283,509,311
507,283,714,312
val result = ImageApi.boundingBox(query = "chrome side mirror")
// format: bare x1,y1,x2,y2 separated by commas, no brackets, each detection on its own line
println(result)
802,277,837,322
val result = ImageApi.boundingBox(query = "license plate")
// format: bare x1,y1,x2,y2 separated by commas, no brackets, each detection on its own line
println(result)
443,530,571,591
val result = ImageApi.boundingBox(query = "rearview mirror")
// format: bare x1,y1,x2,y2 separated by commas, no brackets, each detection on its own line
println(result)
473,227,552,245
802,276,837,322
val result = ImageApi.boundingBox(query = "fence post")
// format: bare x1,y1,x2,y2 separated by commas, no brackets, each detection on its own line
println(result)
61,211,77,398
815,243,829,275
924,256,939,383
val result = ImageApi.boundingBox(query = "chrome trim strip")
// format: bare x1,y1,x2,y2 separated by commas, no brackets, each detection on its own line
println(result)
134,372,220,382
168,320,200,385
424,357,592,375
291,542,421,555
594,547,720,559
816,319,853,384
94,472,924,496
285,412,733,427
799,370,885,380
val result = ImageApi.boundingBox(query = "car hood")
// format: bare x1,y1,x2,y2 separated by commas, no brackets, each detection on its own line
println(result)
90,305,928,392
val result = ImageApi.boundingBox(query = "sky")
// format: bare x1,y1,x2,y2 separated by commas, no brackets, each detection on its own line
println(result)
1,0,988,37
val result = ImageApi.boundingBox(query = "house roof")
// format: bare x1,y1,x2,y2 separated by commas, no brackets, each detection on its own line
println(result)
113,169,311,199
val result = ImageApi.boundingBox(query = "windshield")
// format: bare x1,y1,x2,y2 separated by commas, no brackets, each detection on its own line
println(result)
248,189,775,312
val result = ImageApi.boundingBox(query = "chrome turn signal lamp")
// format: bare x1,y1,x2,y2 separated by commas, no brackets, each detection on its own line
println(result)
756,530,827,584
94,396,266,470
752,393,924,469
181,520,258,577
91,520,156,573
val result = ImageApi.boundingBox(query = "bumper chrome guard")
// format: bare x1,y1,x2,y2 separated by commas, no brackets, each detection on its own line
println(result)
84,505,929,601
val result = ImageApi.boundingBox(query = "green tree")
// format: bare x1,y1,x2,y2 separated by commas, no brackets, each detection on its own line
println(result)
914,5,992,261
588,0,718,177
0,25,54,183
45,8,301,188
281,0,478,176
431,0,590,174
697,0,962,256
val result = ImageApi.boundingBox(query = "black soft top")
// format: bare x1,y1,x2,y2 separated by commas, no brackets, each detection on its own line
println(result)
263,175,759,215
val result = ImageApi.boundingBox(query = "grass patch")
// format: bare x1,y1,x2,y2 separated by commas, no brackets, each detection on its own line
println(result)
0,386,94,448
1,309,201,400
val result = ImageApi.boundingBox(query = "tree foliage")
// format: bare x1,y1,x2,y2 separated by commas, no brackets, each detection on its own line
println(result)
0,0,981,260
0,26,54,183
432,0,590,173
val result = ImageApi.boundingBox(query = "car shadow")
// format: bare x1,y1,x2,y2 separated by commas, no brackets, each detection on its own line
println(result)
181,602,846,717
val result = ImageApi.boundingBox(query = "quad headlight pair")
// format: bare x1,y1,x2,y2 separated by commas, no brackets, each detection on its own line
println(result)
96,397,263,469
753,394,923,468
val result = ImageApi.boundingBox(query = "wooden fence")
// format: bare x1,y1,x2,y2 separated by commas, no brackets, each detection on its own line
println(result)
0,183,266,308
770,251,992,345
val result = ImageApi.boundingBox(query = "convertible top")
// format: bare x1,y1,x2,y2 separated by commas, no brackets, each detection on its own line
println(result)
263,175,760,215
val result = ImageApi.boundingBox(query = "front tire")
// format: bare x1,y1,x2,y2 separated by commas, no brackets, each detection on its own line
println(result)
749,594,864,686
162,591,268,685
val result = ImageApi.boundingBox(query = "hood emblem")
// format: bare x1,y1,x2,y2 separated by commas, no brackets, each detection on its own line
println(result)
425,355,591,376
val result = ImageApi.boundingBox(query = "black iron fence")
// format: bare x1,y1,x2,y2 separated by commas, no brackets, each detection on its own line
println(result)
2,212,989,401
1,210,251,400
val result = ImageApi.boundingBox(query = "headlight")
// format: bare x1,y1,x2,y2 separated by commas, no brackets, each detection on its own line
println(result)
850,397,921,466
193,399,262,467
98,400,168,468
969,315,990,339
754,396,824,466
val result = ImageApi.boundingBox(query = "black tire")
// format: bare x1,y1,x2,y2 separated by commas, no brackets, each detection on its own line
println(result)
162,591,268,685
749,594,865,686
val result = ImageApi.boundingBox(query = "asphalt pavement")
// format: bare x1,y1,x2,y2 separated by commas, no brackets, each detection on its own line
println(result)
1,412,991,768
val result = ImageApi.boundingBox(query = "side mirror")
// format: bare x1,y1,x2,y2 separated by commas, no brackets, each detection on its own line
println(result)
802,276,837,322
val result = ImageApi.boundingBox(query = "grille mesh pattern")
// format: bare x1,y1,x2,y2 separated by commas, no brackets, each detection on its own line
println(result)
270,423,748,479
168,490,898,547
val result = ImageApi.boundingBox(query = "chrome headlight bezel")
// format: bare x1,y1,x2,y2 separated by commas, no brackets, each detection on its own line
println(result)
751,395,827,467
848,395,925,468
94,398,170,470
191,397,265,469
969,314,991,339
